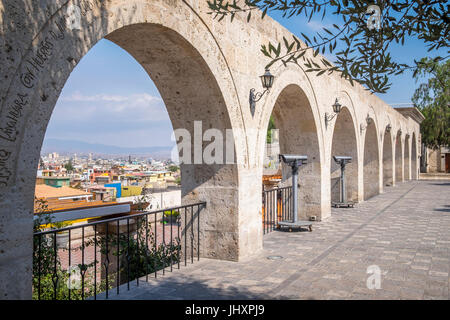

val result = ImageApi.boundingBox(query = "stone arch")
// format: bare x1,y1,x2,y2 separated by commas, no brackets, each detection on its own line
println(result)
258,65,326,219
363,120,380,200
412,132,418,179
330,107,359,204
267,84,322,220
404,134,411,180
395,130,403,184
382,128,394,187
0,1,248,298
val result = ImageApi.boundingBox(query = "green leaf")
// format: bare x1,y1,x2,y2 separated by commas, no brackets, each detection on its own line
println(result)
301,32,311,44
313,48,320,57
316,69,326,76
262,7,268,19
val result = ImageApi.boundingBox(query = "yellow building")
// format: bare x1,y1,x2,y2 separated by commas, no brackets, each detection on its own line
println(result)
121,185,143,197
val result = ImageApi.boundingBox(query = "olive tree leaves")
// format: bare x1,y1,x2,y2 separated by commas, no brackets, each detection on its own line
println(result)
412,58,449,149
207,0,449,93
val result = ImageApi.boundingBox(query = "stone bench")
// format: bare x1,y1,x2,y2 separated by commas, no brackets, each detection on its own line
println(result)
277,220,313,232
331,201,355,208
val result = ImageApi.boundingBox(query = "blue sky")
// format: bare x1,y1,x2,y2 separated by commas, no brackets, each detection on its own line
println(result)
44,6,446,149
45,39,172,148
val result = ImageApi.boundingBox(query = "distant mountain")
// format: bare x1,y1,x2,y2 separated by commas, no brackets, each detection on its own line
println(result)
42,138,173,157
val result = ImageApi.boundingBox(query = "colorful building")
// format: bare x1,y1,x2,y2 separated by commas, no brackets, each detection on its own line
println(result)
38,176,71,188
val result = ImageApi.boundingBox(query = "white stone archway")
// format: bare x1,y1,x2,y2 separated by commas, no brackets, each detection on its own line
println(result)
257,65,327,222
330,106,359,204
382,127,394,188
394,130,404,185
404,134,411,180
0,0,426,299
363,120,380,200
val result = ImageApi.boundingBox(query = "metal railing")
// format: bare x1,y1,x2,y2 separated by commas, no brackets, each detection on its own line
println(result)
33,202,206,300
262,186,292,234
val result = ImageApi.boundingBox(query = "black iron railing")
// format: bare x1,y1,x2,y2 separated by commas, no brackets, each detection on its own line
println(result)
32,202,206,300
262,186,292,234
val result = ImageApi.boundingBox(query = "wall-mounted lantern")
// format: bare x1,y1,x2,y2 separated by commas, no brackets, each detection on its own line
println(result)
249,69,274,116
325,98,342,128
406,133,410,138
360,114,372,133
386,124,392,132
398,129,402,136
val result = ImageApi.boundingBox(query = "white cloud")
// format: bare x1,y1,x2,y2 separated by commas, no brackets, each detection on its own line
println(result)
46,90,175,147
62,91,162,104
53,91,167,122
307,20,327,31
306,20,333,32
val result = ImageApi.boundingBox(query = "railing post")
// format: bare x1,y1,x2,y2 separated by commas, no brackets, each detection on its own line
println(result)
97,219,137,289
261,187,294,235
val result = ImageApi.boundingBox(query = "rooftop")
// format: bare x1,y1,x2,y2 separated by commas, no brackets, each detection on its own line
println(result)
391,104,426,124
37,176,70,180
35,184,92,199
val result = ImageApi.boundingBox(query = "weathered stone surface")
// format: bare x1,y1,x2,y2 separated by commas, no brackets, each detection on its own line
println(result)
0,0,421,298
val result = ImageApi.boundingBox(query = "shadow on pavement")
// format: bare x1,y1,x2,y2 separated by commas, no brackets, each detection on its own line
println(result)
98,276,276,300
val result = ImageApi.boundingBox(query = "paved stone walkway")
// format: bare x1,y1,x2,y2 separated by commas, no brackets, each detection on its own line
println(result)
100,180,450,300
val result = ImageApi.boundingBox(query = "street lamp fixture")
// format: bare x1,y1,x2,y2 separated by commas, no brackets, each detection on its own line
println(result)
360,114,372,133
249,69,275,115
386,124,392,132
325,98,342,128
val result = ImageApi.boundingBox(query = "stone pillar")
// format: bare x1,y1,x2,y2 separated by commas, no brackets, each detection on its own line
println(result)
181,163,248,262
382,131,393,188
0,187,34,299
363,122,380,200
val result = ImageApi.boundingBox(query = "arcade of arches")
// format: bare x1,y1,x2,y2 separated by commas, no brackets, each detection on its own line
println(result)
0,0,424,298
330,107,358,204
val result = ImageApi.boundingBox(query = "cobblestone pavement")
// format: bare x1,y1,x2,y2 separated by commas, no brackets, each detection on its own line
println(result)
99,180,450,300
